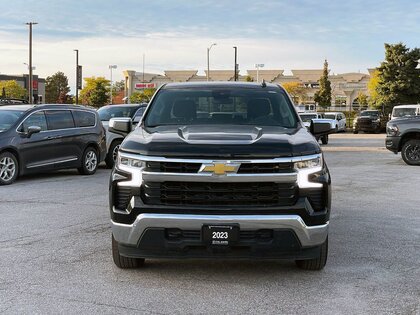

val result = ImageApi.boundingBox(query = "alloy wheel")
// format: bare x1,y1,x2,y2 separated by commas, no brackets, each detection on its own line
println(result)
85,151,98,172
406,144,420,162
0,157,16,182
112,144,121,162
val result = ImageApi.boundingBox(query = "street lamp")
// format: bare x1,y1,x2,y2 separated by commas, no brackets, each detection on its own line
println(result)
26,22,38,104
23,63,36,71
206,43,217,81
74,49,79,104
109,65,118,104
233,46,238,81
255,64,264,83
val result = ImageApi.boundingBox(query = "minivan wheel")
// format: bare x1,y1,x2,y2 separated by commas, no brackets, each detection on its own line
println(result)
78,147,98,175
0,152,18,185
105,140,122,169
295,237,328,271
112,234,145,269
401,139,420,166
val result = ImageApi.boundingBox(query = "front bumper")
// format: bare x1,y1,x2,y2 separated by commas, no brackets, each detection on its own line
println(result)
385,136,401,153
112,214,328,247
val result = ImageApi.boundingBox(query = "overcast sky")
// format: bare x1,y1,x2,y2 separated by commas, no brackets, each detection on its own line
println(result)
0,0,419,93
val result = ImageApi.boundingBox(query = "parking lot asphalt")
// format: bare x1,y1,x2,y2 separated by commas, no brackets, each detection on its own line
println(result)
0,134,419,314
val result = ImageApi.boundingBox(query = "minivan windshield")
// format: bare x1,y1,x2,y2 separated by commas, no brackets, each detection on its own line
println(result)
324,114,336,120
0,110,24,132
97,106,138,121
393,108,417,118
144,88,298,128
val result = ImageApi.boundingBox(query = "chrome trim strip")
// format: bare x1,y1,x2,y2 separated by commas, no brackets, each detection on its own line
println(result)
141,171,297,183
111,214,328,248
119,152,321,164
26,157,78,169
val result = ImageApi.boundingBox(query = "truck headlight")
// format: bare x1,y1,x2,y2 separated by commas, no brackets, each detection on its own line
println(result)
387,125,399,136
294,154,322,169
117,153,146,169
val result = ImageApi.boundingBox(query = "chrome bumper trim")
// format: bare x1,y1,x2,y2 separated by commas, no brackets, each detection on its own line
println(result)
141,171,297,183
111,214,328,248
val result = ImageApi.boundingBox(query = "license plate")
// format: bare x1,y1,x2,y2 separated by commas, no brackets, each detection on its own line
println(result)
202,225,239,246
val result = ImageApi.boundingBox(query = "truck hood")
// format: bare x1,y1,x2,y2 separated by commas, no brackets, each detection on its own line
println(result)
120,125,321,158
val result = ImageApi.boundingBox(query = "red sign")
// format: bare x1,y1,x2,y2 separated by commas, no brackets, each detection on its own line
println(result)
32,80,38,90
135,83,156,89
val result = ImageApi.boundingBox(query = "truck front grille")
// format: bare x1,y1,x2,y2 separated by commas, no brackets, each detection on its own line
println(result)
147,161,201,173
142,181,297,206
358,118,373,127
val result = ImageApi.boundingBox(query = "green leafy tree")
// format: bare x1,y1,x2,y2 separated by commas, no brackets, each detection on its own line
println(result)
245,75,253,82
113,80,125,92
79,77,110,107
314,60,332,108
129,88,156,104
372,43,420,113
0,80,27,99
368,70,380,107
45,71,71,103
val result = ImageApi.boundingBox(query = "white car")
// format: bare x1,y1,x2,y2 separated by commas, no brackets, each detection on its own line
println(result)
390,104,420,121
323,112,346,132
299,112,335,144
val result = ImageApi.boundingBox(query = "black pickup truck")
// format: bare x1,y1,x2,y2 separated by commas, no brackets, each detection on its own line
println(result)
108,82,333,270
386,116,420,165
353,110,387,133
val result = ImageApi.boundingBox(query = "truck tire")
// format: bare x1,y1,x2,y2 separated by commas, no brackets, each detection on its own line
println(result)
321,135,328,145
353,130,358,134
401,139,420,166
105,140,122,169
112,234,145,268
295,238,328,270
0,152,19,185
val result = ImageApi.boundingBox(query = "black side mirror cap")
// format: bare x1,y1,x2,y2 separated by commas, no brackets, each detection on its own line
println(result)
108,117,132,136
26,125,41,138
310,120,334,136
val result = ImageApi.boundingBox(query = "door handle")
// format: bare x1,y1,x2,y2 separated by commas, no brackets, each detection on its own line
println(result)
45,135,62,140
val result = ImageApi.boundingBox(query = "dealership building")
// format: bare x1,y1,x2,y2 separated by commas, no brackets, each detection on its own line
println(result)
123,69,373,111
0,74,46,103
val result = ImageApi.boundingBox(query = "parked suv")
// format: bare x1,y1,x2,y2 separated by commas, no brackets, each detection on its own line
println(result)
97,104,147,168
353,110,387,133
109,82,333,270
386,116,420,165
0,104,106,185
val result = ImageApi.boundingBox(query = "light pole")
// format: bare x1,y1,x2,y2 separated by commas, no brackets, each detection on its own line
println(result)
109,65,117,104
74,49,79,104
23,63,36,71
233,46,238,81
26,22,38,104
206,43,217,81
255,64,264,83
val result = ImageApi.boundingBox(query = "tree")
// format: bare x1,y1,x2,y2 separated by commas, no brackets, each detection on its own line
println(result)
372,43,420,113
245,75,253,82
282,81,307,104
357,91,368,106
129,88,156,104
79,77,110,107
368,70,380,107
112,80,125,92
314,60,332,108
0,80,27,99
45,71,71,103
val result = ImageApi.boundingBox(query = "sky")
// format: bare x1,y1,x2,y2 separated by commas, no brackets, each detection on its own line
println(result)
0,0,419,93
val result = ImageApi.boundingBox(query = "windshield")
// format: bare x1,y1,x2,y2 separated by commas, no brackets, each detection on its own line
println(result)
0,110,24,132
299,114,317,122
324,114,336,120
97,106,138,121
144,88,298,128
361,111,379,117
393,108,417,117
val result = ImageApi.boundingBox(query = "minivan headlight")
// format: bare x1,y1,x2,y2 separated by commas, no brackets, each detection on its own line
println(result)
117,153,146,169
294,154,322,169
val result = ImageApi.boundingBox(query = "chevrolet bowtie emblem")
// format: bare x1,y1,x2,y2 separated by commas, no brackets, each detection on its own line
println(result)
201,163,239,175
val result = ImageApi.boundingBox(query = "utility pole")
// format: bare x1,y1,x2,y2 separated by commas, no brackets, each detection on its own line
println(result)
255,64,264,83
233,46,238,81
142,53,145,90
26,22,37,104
74,49,79,104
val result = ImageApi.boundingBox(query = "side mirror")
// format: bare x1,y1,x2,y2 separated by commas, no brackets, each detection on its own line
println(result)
26,126,41,138
310,121,334,136
108,117,132,136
